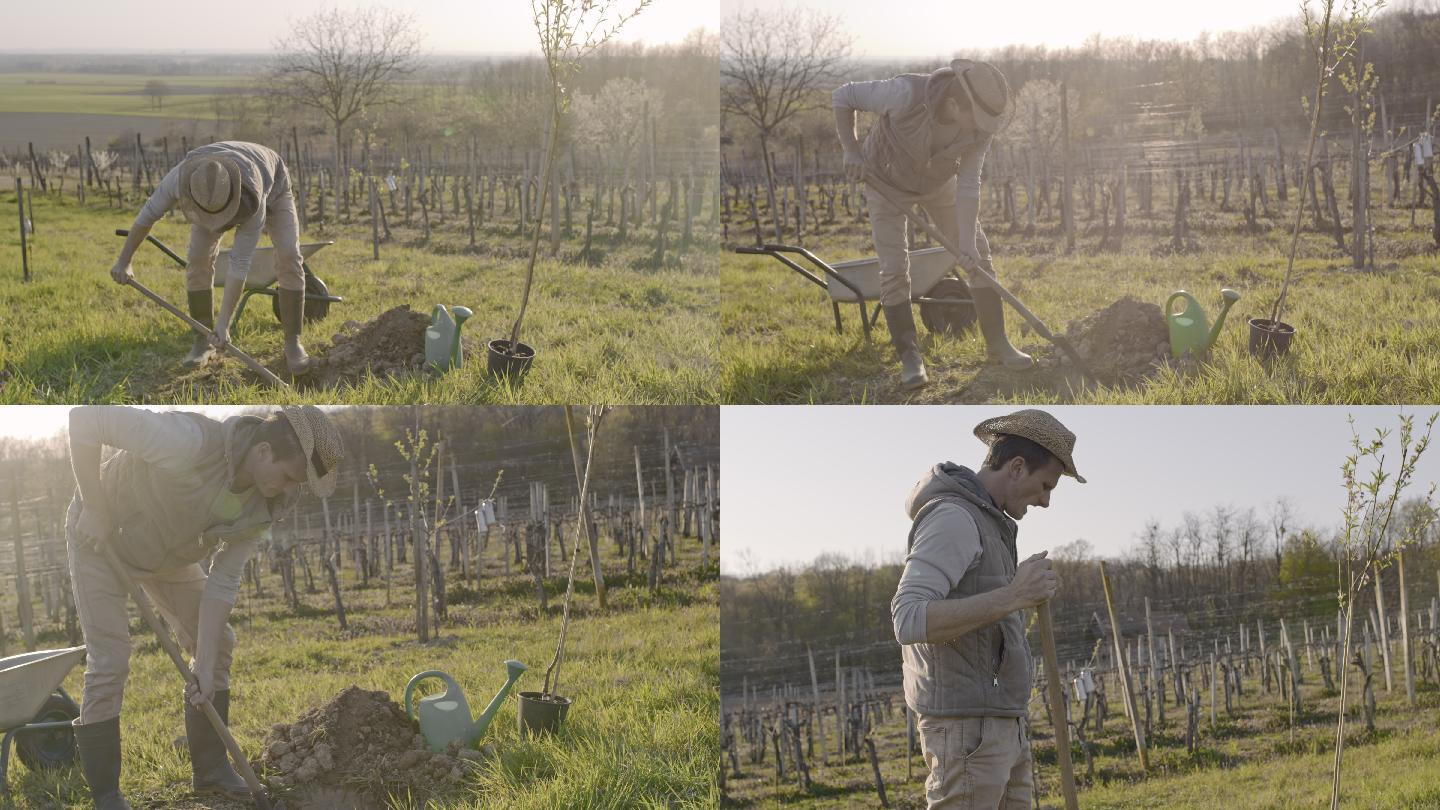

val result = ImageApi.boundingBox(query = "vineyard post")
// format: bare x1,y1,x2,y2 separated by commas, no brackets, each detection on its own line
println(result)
1100,561,1148,770
807,644,828,765
1399,547,1414,706
1374,567,1393,692
17,177,29,282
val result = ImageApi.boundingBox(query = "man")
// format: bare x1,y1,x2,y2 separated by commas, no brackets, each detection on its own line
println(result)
109,141,315,375
834,59,1031,391
891,409,1083,808
66,405,343,809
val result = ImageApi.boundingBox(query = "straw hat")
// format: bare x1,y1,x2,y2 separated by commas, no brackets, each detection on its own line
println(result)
941,59,1011,134
974,409,1085,483
178,154,243,231
279,406,344,497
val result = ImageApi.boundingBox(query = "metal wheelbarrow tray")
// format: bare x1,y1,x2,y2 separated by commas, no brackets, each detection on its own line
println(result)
115,228,342,325
0,646,86,794
734,243,977,341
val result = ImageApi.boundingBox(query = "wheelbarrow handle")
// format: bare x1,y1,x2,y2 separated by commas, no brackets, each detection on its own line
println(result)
115,228,187,269
92,541,273,810
124,278,290,390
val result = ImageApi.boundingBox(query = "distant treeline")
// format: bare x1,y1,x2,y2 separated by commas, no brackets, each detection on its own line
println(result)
724,2,1440,161
720,496,1440,693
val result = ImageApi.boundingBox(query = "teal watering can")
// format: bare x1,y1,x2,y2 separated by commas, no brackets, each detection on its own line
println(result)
425,305,475,371
1166,288,1240,359
404,660,527,752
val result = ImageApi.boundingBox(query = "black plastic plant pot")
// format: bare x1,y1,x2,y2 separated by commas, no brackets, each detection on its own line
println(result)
486,339,536,381
1247,318,1296,360
517,691,571,738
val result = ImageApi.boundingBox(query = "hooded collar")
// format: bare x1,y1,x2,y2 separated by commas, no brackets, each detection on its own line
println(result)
904,462,1017,541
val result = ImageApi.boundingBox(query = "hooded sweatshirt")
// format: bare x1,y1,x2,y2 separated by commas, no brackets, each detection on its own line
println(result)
891,462,1033,717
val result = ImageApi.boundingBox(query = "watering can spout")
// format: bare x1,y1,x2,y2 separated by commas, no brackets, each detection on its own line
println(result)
1207,288,1241,351
471,659,527,745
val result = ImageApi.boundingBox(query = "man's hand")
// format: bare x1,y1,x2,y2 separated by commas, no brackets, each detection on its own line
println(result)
109,259,134,285
74,502,112,547
1007,550,1058,609
843,150,865,183
207,324,230,352
187,664,215,707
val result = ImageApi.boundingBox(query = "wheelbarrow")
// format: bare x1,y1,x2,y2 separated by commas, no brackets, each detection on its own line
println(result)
115,229,342,325
733,243,976,342
0,646,86,797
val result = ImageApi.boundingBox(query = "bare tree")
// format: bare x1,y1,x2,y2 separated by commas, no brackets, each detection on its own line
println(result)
143,80,171,111
721,5,851,217
269,6,422,197
1210,505,1233,589
1269,496,1295,579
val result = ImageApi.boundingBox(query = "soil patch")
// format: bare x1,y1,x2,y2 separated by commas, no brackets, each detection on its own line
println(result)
259,686,490,809
1059,296,1171,385
957,296,1172,402
304,305,431,387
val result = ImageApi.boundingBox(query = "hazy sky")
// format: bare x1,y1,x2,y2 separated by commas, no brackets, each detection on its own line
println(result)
3,0,710,55
721,406,1440,574
724,0,1307,59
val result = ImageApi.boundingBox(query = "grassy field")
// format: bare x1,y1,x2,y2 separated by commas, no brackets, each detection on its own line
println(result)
720,176,1440,404
2,527,720,808
0,185,720,404
722,653,1440,808
0,73,239,120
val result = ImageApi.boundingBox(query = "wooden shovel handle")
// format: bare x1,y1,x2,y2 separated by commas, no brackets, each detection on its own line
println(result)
1038,601,1080,810
94,541,272,809
124,277,289,389
863,177,1097,381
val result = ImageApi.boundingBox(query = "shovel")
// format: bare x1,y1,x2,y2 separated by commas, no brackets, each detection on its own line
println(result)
1037,600,1079,810
864,178,1096,382
92,539,274,810
124,277,289,390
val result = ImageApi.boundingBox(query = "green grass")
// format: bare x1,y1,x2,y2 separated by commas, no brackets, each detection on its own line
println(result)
723,660,1440,808
0,187,720,404
0,73,241,119
721,186,1440,404
3,534,720,809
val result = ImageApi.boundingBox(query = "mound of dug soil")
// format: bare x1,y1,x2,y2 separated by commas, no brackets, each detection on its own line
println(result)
1059,296,1171,385
260,687,490,808
306,306,431,387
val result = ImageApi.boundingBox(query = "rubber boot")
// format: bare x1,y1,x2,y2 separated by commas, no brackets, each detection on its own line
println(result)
73,717,132,810
277,287,314,376
973,286,1034,369
882,303,928,390
180,290,216,370
186,689,252,801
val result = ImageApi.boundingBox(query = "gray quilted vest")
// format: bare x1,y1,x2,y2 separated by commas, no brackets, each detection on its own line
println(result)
901,492,1033,718
861,73,988,196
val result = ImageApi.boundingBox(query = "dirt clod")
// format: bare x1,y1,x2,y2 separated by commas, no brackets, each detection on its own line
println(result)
1057,296,1171,385
259,686,491,808
305,305,432,387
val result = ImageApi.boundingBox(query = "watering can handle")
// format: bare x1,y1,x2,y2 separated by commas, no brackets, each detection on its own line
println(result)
1166,291,1198,316
404,670,462,720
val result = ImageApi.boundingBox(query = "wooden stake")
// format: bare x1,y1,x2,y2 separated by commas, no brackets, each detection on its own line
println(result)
1039,602,1079,810
1100,561,1148,770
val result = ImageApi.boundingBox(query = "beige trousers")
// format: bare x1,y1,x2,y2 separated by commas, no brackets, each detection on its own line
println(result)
917,715,1033,809
66,509,235,724
185,166,304,293
864,178,994,307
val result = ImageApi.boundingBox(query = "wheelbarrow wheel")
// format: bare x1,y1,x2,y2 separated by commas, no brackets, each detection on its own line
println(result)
15,693,80,772
919,277,978,337
270,267,332,324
